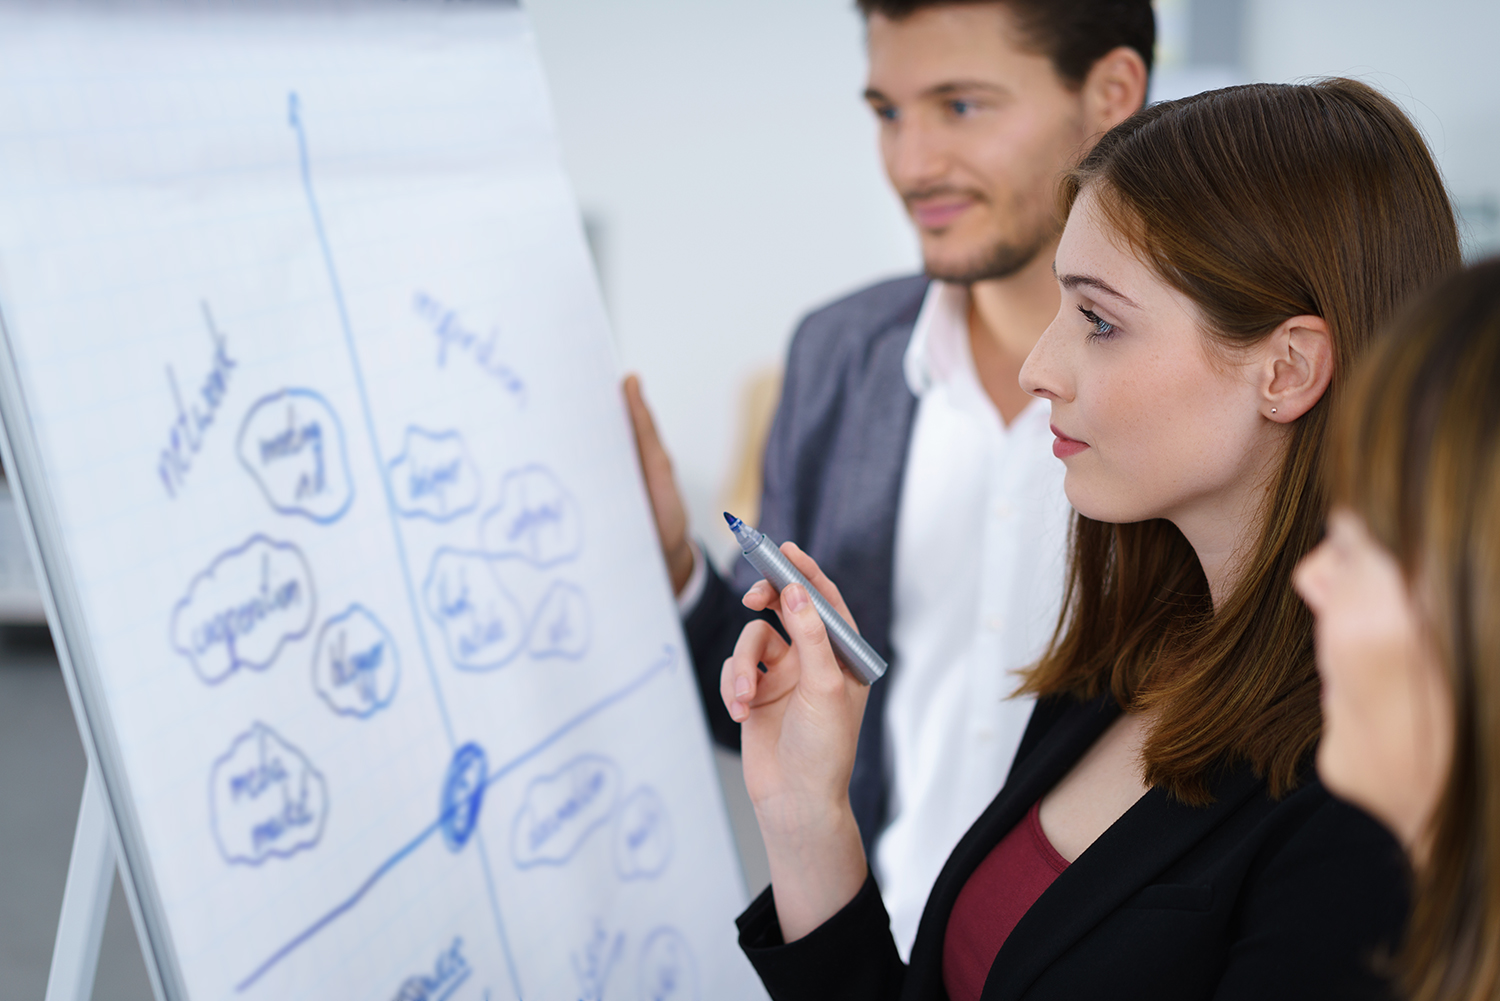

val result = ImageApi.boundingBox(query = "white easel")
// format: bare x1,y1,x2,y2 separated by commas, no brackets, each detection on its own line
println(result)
45,764,118,1001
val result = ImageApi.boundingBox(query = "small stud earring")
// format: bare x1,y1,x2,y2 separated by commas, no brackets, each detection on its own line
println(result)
1270,408,1277,414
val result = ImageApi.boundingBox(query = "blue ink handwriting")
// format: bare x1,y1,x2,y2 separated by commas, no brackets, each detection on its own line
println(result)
170,536,315,684
237,389,354,523
312,605,400,718
392,937,470,1001
614,786,673,881
158,301,236,499
413,291,525,400
528,581,590,660
422,549,528,671
572,919,624,1001
210,723,328,866
388,427,482,522
478,465,583,568
440,743,487,852
638,928,699,1001
510,755,620,869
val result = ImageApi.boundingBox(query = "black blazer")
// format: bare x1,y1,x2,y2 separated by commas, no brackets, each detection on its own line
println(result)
737,695,1408,1000
683,274,928,851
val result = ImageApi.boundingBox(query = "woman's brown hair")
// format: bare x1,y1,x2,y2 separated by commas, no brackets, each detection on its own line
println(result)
1020,79,1461,803
1329,259,1500,1001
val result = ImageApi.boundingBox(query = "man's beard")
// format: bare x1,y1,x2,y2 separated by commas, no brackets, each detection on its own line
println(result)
924,225,1056,285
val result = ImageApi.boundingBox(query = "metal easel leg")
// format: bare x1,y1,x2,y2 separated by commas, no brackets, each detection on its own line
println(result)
45,762,115,1001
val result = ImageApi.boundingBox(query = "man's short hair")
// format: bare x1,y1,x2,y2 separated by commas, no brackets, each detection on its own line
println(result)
856,0,1156,89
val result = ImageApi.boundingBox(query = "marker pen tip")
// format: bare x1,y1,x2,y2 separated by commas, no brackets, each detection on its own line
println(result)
723,511,740,530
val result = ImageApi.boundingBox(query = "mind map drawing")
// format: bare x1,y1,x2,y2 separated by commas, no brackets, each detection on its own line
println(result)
234,645,679,993
210,722,329,866
388,427,482,522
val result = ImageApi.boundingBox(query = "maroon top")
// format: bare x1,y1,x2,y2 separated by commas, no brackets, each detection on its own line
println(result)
942,800,1070,1001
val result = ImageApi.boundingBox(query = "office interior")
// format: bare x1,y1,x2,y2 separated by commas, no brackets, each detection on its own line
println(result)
1,0,1495,997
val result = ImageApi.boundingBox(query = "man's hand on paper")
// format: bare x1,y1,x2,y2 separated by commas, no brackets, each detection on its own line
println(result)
721,543,869,942
623,374,695,595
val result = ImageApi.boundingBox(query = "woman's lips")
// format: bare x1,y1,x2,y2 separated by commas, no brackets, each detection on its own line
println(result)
1051,425,1090,459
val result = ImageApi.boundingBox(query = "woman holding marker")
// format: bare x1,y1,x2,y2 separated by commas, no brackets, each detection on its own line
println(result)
721,79,1460,1001
1294,260,1500,1001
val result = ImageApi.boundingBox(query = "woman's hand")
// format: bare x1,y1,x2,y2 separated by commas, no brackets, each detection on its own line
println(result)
721,543,870,941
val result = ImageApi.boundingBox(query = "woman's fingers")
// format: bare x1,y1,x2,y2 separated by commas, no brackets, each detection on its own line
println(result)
775,582,844,695
722,620,790,722
780,543,858,630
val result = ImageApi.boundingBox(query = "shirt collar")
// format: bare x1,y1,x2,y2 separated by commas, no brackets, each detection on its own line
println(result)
903,280,972,397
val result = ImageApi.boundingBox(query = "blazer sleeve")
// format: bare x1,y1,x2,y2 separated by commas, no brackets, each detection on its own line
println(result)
1212,793,1407,1001
737,872,908,1001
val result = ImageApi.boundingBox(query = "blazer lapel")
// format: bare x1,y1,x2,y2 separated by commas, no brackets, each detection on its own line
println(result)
902,695,1120,1001
979,765,1264,1000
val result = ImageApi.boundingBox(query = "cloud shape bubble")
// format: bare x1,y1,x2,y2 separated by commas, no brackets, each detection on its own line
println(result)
171,535,316,685
478,465,582,567
311,605,400,718
511,754,620,869
388,427,481,522
237,388,354,523
638,928,699,1001
210,722,328,866
529,581,590,659
614,786,673,881
422,549,528,671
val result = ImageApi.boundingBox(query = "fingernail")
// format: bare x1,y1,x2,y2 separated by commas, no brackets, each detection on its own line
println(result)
730,701,747,722
735,676,751,699
783,583,808,612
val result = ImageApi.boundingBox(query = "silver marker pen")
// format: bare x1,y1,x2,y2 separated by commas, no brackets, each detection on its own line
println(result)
723,512,888,685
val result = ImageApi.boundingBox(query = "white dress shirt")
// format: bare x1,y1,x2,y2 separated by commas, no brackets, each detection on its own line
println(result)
874,280,1072,959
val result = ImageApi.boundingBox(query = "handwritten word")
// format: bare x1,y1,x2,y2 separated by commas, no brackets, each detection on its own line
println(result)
511,754,620,868
171,536,316,685
638,928,699,1001
312,606,400,718
413,291,524,399
529,581,590,659
211,723,328,866
388,427,481,522
422,550,527,671
572,920,624,1001
238,389,353,523
614,786,673,880
157,302,236,499
478,465,583,568
392,938,470,1001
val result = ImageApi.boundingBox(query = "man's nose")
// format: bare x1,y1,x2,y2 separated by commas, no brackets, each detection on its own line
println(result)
886,116,951,193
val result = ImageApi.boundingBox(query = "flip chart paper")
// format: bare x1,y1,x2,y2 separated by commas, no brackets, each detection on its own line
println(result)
0,3,762,998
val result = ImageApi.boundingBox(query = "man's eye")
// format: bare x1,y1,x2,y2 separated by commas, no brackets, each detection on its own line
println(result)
1078,306,1116,340
873,105,899,122
948,99,974,116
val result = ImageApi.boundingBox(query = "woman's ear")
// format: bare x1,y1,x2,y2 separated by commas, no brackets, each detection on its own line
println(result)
1261,315,1333,422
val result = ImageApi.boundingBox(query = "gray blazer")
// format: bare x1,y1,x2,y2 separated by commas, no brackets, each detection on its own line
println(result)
684,273,928,849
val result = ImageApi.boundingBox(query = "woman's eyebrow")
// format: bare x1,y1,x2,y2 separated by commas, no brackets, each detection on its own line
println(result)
1055,270,1141,310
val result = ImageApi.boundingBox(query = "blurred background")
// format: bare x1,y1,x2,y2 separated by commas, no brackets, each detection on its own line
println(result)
2,0,1497,997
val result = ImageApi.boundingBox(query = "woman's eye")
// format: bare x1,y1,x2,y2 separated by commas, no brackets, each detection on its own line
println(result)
1078,306,1116,340
948,99,974,116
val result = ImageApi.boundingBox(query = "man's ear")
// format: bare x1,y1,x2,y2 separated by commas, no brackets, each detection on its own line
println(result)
1081,46,1148,136
1261,315,1334,423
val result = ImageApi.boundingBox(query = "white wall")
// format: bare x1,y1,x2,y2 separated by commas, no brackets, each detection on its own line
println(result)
1244,0,1500,259
525,0,919,563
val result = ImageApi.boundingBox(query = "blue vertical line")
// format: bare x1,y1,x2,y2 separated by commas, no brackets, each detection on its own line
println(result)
286,92,526,1001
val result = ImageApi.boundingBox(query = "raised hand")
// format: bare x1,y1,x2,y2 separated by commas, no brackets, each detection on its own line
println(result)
622,374,695,594
721,542,870,941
